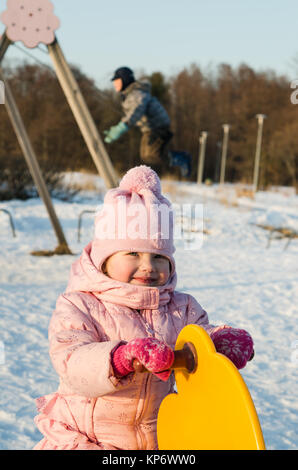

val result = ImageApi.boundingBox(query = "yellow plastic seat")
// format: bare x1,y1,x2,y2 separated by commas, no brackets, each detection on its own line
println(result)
157,324,266,450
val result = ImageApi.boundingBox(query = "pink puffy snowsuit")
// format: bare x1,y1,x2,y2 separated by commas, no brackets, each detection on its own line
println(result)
33,242,216,450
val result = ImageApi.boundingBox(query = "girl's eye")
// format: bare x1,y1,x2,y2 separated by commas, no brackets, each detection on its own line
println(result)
128,252,138,256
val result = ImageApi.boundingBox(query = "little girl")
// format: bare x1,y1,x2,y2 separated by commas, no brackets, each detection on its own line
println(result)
34,165,253,450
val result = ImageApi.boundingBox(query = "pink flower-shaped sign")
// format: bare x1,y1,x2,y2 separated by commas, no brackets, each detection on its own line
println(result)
0,0,60,48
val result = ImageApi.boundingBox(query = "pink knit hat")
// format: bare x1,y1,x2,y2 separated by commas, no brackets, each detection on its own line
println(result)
90,166,176,272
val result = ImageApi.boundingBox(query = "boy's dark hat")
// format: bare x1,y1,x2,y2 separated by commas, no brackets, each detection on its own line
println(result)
111,67,134,82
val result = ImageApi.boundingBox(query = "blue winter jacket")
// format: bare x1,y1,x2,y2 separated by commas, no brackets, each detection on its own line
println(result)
121,81,170,133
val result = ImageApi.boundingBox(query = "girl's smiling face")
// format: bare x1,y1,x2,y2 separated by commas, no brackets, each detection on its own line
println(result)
102,251,171,286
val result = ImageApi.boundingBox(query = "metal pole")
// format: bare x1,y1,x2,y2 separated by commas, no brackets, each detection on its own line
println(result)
219,124,230,185
0,68,71,253
253,114,266,192
197,131,208,184
47,37,118,189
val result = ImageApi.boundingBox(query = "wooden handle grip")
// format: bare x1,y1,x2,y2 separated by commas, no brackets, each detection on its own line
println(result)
133,342,197,374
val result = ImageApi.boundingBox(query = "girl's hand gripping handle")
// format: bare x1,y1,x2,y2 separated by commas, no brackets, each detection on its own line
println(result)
133,342,197,375
111,337,174,381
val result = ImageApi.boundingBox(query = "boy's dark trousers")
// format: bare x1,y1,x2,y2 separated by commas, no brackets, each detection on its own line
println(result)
140,127,173,174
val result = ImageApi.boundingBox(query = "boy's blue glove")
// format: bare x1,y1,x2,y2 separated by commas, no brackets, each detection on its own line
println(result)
104,122,128,143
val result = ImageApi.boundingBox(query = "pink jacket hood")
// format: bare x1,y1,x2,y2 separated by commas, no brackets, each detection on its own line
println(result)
65,242,177,310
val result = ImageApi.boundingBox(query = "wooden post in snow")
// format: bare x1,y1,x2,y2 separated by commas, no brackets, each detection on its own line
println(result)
219,124,230,185
197,131,208,184
253,114,266,192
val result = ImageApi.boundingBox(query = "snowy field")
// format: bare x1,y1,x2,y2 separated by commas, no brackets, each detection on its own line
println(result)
0,174,297,450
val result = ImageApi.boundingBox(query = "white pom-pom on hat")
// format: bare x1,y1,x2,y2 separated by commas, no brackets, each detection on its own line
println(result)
119,165,161,196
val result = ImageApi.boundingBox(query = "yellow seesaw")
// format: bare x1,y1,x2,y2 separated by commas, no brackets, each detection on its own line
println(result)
134,324,266,450
157,324,266,450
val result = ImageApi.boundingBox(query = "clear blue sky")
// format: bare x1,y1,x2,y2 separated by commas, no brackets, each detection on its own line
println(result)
1,0,298,88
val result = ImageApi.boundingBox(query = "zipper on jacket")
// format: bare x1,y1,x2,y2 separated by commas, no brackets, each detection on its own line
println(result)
136,309,157,339
134,309,158,449
135,373,151,449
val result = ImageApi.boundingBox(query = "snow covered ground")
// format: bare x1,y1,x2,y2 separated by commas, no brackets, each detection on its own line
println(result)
0,174,297,450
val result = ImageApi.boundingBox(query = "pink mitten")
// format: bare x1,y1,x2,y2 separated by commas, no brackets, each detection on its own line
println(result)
210,326,254,369
111,337,174,381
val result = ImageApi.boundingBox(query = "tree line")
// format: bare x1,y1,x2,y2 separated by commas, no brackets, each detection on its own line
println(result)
0,60,297,199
